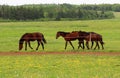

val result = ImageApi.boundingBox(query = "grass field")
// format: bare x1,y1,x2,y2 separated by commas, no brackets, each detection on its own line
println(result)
0,13,120,78
0,18,120,52
0,55,120,78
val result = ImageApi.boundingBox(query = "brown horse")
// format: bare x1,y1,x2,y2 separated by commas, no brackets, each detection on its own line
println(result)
75,31,104,50
56,31,79,50
87,32,104,50
19,32,47,51
71,31,85,49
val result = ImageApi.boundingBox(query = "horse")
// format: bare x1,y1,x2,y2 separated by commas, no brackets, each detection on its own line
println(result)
71,31,85,49
86,32,104,50
19,32,47,51
75,31,104,50
56,31,79,50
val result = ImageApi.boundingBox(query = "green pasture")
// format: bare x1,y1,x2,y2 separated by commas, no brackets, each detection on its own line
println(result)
0,19,120,52
0,13,120,78
0,55,119,78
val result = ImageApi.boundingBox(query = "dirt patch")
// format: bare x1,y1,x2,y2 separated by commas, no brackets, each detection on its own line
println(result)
0,52,119,56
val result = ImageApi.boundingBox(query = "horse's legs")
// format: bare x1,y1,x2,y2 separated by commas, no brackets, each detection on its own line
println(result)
86,41,89,49
65,41,68,50
91,41,94,49
28,41,33,49
78,41,84,49
97,42,100,49
69,41,74,49
82,41,85,49
78,42,82,49
94,41,99,50
25,41,27,50
36,41,40,50
94,41,97,50
78,42,85,49
40,42,44,50
100,41,104,49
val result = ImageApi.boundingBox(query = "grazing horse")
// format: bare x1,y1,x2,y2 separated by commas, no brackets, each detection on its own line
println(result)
19,32,47,51
56,31,79,49
77,31,104,50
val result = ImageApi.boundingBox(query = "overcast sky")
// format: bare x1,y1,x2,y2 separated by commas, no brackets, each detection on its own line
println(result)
0,0,120,5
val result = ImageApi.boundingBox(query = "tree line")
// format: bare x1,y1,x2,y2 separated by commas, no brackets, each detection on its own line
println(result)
0,4,118,21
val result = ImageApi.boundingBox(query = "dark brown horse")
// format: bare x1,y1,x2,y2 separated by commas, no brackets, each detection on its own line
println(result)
71,31,85,49
19,32,47,51
87,32,104,50
56,31,79,50
75,31,104,50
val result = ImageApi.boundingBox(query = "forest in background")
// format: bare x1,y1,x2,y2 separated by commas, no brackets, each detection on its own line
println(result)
0,3,120,21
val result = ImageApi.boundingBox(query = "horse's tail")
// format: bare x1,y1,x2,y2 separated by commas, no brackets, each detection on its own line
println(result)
42,35,47,44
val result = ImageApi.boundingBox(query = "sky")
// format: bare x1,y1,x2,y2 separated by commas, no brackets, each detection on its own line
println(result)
0,0,120,6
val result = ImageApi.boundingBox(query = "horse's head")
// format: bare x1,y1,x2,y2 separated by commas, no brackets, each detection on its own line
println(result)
56,31,69,39
19,44,23,50
56,31,61,39
19,39,24,50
